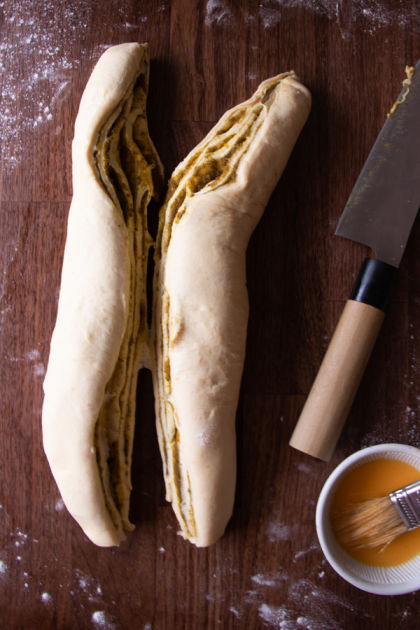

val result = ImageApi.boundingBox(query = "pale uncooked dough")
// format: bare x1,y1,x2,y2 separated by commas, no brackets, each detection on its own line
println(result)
42,43,163,547
153,73,311,546
43,43,311,549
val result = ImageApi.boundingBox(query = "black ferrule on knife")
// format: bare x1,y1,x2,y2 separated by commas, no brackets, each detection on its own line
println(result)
350,257,398,312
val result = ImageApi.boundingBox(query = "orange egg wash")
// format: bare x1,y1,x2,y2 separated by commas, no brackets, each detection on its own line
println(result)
330,458,420,567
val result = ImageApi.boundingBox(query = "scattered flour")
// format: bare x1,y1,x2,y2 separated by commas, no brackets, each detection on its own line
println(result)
74,569,103,603
293,544,319,561
15,529,29,543
55,498,65,511
41,592,52,603
266,521,291,542
229,606,240,618
0,2,76,170
361,409,419,449
0,0,151,172
258,603,295,628
297,463,311,474
258,600,340,630
258,0,418,37
33,363,46,377
297,616,316,628
252,574,278,587
3,349,45,380
245,572,376,628
0,560,8,575
92,611,107,627
205,0,417,40
244,589,259,604
26,349,41,361
22,349,45,377
205,0,233,26
251,571,288,587
287,578,368,627
395,608,412,621
91,608,119,630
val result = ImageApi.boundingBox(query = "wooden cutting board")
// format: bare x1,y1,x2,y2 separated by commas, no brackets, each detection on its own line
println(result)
0,1,419,628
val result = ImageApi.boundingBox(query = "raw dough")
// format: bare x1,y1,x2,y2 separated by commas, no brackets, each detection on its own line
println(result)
42,43,163,547
153,73,311,546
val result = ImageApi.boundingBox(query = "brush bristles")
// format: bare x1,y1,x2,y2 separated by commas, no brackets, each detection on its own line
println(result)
332,496,408,551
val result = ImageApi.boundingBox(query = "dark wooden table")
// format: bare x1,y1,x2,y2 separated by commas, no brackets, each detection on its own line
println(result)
1,1,419,628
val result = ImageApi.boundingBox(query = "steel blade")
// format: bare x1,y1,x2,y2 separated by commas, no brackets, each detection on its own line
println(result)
336,60,420,267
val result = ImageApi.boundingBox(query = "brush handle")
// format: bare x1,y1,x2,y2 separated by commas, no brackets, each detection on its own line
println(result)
390,480,420,530
289,259,397,461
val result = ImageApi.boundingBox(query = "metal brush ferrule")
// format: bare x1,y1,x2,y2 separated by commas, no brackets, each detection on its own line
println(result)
390,480,420,531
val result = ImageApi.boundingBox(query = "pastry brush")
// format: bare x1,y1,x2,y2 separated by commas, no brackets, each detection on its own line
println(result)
332,479,420,550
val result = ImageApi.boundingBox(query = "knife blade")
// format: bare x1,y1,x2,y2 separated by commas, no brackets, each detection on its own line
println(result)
290,62,420,461
336,60,420,267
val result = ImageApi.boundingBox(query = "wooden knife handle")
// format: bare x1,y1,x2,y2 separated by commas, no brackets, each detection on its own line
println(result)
289,258,398,461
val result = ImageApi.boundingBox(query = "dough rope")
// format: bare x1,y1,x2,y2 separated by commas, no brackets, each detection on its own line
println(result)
153,73,311,546
42,43,163,547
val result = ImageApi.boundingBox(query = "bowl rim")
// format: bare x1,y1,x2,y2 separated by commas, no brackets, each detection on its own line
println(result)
315,443,420,595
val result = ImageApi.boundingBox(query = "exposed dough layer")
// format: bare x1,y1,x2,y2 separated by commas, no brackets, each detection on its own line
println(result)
42,43,163,547
153,73,311,547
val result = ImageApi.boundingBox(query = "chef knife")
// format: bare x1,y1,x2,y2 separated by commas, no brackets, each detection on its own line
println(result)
290,61,420,461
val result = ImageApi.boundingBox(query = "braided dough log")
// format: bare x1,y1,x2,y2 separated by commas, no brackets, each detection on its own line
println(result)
153,73,311,547
42,43,163,546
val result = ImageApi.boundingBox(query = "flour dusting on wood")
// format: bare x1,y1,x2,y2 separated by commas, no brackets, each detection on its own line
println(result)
92,610,116,629
74,568,104,603
41,591,52,604
266,520,292,542
251,571,288,586
0,0,150,172
205,0,233,26
258,0,418,38
259,603,294,627
293,544,319,562
204,0,417,37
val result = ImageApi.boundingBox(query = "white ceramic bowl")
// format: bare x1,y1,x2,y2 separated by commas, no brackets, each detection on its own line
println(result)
316,443,420,595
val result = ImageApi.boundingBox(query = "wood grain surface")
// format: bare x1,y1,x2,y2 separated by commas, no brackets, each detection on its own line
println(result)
0,1,419,628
